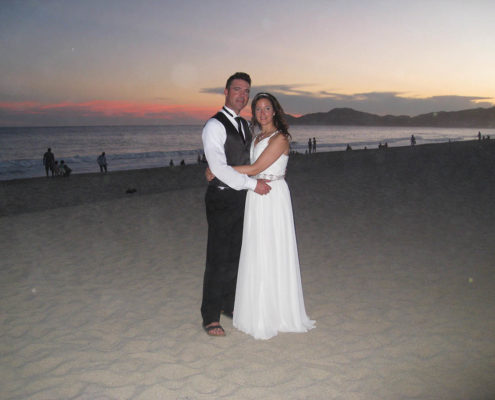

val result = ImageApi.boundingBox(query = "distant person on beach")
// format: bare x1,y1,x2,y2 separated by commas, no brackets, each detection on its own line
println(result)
410,135,416,146
346,144,352,151
169,160,174,167
43,148,55,177
478,131,482,141
52,161,61,176
201,72,271,337
180,159,185,166
312,137,316,153
308,138,312,154
206,92,315,340
60,160,71,177
97,152,107,173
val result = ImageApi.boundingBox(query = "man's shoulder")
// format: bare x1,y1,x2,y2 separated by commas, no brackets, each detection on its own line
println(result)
211,111,228,123
204,114,225,130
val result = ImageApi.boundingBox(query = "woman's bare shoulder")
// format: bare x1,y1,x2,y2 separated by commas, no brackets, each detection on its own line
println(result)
267,132,290,153
270,132,290,143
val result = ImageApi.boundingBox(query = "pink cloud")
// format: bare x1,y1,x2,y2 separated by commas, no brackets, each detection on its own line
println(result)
0,100,218,124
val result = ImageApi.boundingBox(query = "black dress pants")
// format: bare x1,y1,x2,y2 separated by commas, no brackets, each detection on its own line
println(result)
201,185,246,326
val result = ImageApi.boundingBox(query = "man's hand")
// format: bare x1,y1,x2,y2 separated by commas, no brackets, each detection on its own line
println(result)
254,179,271,195
205,167,215,182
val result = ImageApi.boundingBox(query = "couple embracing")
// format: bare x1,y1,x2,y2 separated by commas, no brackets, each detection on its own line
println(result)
201,72,315,340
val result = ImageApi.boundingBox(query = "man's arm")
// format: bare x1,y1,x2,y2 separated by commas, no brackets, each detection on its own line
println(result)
205,165,271,195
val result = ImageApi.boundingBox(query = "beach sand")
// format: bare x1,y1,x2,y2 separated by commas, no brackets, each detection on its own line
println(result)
1,140,494,399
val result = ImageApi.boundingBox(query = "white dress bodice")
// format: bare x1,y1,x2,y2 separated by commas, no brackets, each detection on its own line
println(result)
251,132,288,180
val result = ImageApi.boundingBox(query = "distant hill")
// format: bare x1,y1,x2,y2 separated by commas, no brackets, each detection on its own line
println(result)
284,106,495,128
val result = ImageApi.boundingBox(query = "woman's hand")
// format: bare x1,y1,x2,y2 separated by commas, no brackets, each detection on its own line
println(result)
205,167,215,181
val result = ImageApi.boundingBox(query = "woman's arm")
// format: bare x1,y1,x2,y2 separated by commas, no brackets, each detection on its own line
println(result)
233,134,289,176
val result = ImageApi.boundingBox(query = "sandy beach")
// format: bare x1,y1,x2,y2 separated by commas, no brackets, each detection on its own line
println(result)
1,140,494,400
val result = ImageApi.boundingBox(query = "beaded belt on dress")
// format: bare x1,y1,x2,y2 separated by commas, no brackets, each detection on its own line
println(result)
254,173,285,181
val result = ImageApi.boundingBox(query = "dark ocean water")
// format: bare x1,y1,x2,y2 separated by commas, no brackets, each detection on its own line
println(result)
1,124,490,181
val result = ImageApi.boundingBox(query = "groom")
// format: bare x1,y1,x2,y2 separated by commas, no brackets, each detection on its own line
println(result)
201,72,271,336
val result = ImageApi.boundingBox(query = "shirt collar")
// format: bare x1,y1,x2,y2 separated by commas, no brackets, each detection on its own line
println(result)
222,105,239,119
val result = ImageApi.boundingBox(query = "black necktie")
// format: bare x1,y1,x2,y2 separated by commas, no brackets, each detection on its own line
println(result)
235,117,245,143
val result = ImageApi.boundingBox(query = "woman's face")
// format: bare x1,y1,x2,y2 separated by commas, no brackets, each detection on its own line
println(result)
254,98,275,128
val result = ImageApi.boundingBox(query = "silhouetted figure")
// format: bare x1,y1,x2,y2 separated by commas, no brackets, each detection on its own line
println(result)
97,152,107,173
346,144,352,151
60,160,71,177
197,154,201,164
180,159,186,166
43,148,55,177
410,135,416,146
52,161,61,176
308,138,312,154
201,153,207,163
169,160,174,167
312,137,316,153
478,131,482,141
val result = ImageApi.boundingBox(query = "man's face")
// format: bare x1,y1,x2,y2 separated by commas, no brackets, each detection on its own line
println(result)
224,79,250,114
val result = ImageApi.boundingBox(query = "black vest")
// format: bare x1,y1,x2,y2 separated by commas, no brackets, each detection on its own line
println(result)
209,111,252,187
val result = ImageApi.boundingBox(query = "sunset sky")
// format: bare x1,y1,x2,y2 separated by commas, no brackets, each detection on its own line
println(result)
1,0,494,126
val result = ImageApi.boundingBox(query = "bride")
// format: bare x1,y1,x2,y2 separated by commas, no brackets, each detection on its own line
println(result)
229,92,315,340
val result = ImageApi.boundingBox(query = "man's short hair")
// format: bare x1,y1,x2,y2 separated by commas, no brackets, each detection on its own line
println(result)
225,72,251,89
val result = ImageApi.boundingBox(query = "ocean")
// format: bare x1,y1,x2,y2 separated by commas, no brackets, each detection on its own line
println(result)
0,124,492,181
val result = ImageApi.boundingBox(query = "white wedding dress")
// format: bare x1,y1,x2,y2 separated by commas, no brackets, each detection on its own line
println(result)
233,133,315,340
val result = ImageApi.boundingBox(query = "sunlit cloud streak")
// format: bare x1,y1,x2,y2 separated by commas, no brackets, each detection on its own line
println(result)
0,101,217,126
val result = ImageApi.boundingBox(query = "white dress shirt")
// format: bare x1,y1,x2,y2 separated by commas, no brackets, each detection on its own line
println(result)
202,106,257,191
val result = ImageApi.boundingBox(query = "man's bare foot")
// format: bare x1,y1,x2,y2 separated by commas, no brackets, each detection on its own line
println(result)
203,322,226,337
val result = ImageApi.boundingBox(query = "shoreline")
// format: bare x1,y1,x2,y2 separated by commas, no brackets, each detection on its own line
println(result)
1,125,490,182
1,139,494,217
